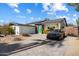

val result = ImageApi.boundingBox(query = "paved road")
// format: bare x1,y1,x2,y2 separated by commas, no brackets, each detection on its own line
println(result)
8,34,78,56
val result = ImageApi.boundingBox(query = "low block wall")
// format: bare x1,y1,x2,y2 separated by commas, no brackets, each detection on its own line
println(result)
63,26,79,36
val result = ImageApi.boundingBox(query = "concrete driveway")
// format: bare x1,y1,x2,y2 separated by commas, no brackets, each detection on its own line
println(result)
8,34,78,56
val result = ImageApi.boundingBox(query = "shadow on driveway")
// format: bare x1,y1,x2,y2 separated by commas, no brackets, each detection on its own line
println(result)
0,39,64,56
34,39,64,47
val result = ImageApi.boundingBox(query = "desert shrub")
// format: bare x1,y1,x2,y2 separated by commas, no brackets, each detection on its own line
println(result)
14,38,22,41
7,27,15,34
22,33,30,37
0,25,15,35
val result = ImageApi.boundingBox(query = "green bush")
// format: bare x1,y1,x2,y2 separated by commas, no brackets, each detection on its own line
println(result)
7,27,15,34
14,38,22,41
22,33,30,37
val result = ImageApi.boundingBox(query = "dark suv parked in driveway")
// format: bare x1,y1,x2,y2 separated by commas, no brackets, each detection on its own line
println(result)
47,29,65,41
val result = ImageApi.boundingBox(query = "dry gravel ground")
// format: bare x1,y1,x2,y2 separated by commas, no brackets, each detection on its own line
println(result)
8,34,78,56
0,35,28,44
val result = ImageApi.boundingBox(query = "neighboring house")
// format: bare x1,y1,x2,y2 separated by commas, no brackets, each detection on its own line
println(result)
11,18,67,35
11,23,35,35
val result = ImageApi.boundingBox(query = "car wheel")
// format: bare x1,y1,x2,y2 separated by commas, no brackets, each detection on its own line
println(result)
59,35,63,40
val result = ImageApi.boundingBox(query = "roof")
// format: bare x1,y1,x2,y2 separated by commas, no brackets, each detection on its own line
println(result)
28,18,67,25
12,18,67,26
47,18,66,22
11,23,35,27
27,19,49,24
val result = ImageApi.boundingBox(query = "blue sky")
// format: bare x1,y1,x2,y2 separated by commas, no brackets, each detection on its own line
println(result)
0,3,79,25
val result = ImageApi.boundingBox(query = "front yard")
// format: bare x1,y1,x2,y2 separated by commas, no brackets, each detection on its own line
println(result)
0,34,79,56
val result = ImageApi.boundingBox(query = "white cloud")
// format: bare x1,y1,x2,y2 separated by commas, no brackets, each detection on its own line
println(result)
53,3,68,12
42,3,51,12
7,3,20,13
56,15,69,22
26,9,32,14
72,14,78,25
73,14,78,17
47,12,53,15
57,15,77,25
30,17,41,21
47,12,55,15
67,14,70,16
0,20,8,25
7,3,19,8
30,17,34,20
56,16,70,23
17,15,26,18
0,20,4,25
57,16,68,19
73,18,77,26
34,3,38,6
14,9,20,13
38,17,41,20
0,20,4,23
42,3,69,13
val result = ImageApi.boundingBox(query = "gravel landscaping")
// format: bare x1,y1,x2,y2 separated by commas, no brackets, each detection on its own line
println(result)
0,35,29,44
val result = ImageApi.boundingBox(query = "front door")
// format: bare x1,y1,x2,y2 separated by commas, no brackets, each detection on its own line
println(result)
38,25,42,34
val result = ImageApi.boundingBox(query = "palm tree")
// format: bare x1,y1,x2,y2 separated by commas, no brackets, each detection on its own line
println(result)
68,3,79,11
76,17,79,35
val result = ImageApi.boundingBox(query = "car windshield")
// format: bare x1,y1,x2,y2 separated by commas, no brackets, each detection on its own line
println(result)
53,29,61,32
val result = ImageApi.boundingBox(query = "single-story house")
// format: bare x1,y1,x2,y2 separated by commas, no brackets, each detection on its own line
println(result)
28,18,67,34
12,18,67,35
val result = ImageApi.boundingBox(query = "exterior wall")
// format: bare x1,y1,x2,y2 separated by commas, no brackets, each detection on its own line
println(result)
15,25,20,35
58,23,61,29
19,26,35,34
11,25,15,29
45,22,61,30
43,21,66,34
14,25,35,35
